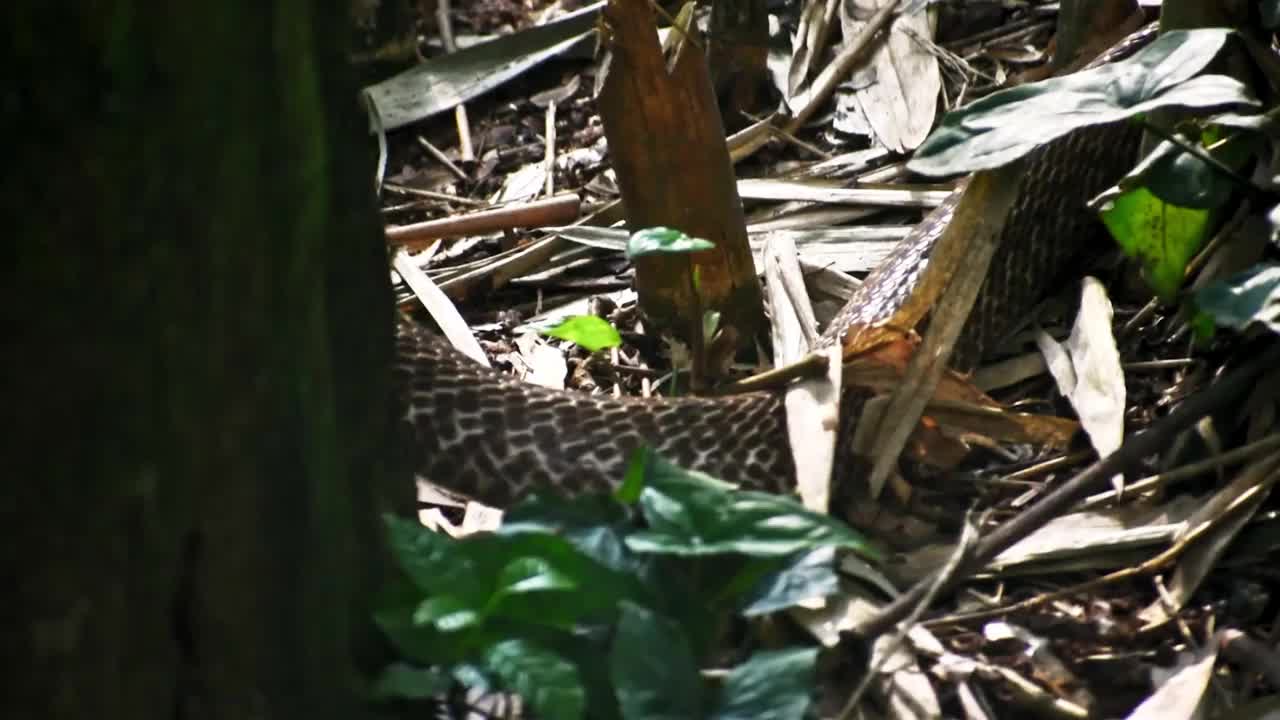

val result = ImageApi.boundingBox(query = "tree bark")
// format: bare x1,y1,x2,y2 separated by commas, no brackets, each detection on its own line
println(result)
2,2,409,717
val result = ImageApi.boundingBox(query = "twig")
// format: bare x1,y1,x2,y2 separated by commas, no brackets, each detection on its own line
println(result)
837,515,982,720
543,101,557,197
435,0,474,161
1077,433,1280,510
851,341,1280,639
922,448,1280,629
709,352,829,396
417,135,468,182
385,194,581,248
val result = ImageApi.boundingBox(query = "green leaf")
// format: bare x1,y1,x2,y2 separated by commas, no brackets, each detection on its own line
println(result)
543,315,622,352
374,577,491,664
738,547,840,616
498,497,658,602
414,595,483,632
1192,264,1280,335
384,514,645,635
610,602,703,720
615,447,649,504
494,556,579,596
709,648,818,720
1119,131,1255,209
384,514,488,598
483,638,587,720
625,453,881,560
626,226,716,258
909,29,1257,176
371,663,451,701
1096,185,1212,303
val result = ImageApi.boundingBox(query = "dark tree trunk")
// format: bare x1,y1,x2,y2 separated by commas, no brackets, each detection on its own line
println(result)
2,2,410,717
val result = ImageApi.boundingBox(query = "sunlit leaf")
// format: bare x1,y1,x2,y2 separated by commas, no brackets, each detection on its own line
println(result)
364,2,603,130
626,226,716,258
910,29,1256,176
1095,185,1212,303
542,315,622,352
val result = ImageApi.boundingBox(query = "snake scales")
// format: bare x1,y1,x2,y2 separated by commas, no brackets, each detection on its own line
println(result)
394,32,1150,507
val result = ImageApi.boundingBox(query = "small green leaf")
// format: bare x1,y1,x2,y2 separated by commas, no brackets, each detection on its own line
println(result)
371,663,451,701
910,29,1257,176
615,447,649,504
1096,185,1212,303
626,226,716,258
1192,264,1280,335
709,648,818,720
483,638,586,720
738,547,840,616
625,453,881,560
543,315,622,352
611,602,703,720
702,309,721,344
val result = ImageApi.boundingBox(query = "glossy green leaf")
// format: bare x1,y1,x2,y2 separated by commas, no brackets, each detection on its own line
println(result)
543,315,622,352
1096,185,1212,303
371,663,451,701
738,547,840,616
1119,131,1255,209
1192,264,1280,335
494,556,579,596
626,226,716,258
710,648,818,720
385,514,487,597
610,602,703,720
414,595,483,631
483,638,586,720
625,453,881,560
384,515,642,634
910,29,1257,176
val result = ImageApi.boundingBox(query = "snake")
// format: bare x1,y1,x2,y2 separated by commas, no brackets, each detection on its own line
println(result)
393,29,1152,508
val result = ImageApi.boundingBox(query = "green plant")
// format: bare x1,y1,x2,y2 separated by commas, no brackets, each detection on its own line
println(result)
374,449,878,719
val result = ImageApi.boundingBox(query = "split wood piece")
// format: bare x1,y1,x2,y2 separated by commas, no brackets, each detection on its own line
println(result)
596,0,764,384
385,193,581,250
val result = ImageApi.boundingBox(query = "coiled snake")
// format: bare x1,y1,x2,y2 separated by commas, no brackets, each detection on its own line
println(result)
394,32,1150,507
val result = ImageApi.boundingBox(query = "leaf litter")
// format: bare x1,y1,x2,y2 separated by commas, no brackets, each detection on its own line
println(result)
377,2,1280,717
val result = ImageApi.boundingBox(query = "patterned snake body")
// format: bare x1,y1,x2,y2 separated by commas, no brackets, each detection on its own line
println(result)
396,33,1151,507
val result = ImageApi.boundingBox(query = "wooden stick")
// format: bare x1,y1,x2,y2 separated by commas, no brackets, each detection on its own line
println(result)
385,194,581,248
